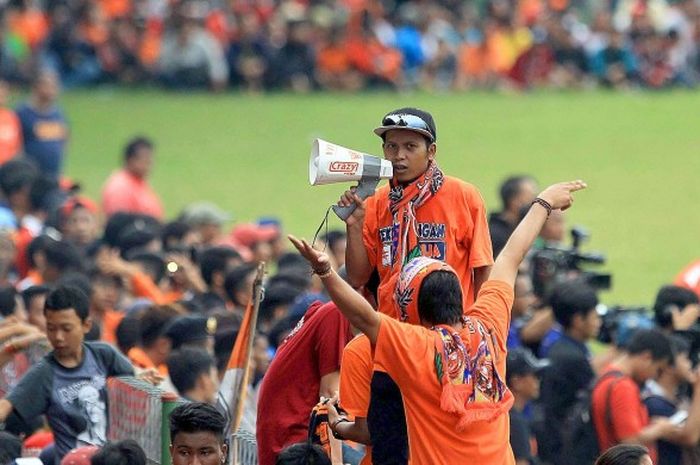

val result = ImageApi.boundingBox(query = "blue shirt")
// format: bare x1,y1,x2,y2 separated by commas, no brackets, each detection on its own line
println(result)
15,103,68,178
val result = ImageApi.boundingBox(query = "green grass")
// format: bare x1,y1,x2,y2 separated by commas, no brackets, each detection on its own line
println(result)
59,88,700,306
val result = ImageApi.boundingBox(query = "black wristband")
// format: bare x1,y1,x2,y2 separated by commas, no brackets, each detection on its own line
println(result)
330,417,350,440
531,197,552,217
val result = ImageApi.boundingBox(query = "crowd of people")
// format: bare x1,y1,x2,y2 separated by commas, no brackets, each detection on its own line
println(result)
1,0,700,92
0,98,697,465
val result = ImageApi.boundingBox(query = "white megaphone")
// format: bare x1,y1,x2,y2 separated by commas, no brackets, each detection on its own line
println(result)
310,139,393,220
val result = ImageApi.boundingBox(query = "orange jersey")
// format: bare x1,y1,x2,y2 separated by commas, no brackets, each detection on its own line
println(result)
0,109,21,164
363,176,493,318
372,280,514,465
340,335,375,465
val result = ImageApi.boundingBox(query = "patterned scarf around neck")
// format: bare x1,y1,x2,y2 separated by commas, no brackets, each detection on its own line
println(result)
388,161,444,269
433,320,513,431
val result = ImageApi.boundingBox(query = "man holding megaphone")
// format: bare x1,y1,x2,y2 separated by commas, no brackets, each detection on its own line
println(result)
339,107,494,319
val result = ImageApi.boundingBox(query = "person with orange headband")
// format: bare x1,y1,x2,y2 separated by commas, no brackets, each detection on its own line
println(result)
291,179,586,464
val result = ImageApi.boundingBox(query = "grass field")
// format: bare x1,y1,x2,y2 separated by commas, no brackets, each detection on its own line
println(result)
58,88,700,306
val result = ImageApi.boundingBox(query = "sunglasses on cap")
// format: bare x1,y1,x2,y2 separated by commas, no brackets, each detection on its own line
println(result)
380,113,435,141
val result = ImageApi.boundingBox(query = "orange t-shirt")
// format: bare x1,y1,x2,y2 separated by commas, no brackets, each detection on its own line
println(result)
101,309,125,345
340,335,375,465
372,280,514,465
363,176,494,318
0,109,22,164
101,169,164,220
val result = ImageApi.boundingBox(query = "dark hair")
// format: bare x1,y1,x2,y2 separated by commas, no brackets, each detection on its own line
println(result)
277,252,312,272
499,175,534,210
594,444,649,465
126,251,166,284
418,271,463,326
169,402,225,443
0,286,17,317
267,270,311,292
653,285,699,329
224,263,258,306
115,314,141,355
91,439,147,465
29,175,61,212
670,334,691,361
0,158,37,197
0,431,22,464
214,327,238,373
124,136,153,162
21,284,52,309
321,230,346,250
626,328,674,363
199,246,241,286
162,221,192,249
26,235,55,269
44,286,90,321
45,240,84,273
140,306,178,348
549,280,599,330
167,348,216,395
56,272,93,298
259,283,302,324
276,443,331,465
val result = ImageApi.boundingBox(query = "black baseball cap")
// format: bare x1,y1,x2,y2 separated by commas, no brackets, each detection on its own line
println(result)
165,315,217,349
374,107,437,142
506,348,549,382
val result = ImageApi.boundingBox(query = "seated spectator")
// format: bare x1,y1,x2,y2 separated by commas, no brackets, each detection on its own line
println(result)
158,1,228,91
101,136,164,220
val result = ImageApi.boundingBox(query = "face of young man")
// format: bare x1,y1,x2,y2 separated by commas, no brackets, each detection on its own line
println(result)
64,207,98,245
45,308,91,363
170,431,227,465
382,129,436,184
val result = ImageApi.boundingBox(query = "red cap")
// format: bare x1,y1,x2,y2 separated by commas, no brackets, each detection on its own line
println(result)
61,196,99,217
230,223,278,248
60,446,100,465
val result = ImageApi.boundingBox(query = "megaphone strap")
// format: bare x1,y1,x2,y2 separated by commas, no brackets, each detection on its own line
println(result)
311,206,333,252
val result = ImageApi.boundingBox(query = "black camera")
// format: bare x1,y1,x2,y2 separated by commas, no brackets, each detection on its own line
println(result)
530,226,612,300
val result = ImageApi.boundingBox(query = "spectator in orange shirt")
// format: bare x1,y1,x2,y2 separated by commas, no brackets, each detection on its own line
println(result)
102,136,164,220
59,195,100,252
339,108,493,319
292,179,586,464
0,80,21,165
89,270,124,345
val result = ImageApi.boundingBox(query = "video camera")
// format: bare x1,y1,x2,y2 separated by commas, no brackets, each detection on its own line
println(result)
530,226,612,300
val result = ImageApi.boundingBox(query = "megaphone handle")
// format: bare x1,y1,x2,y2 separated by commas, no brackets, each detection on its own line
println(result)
332,178,380,221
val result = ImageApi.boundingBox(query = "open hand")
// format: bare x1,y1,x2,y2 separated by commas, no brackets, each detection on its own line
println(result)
537,180,587,211
288,235,331,272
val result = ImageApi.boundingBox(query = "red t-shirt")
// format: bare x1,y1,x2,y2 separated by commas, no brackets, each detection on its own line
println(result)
256,301,353,465
592,367,655,462
101,169,164,219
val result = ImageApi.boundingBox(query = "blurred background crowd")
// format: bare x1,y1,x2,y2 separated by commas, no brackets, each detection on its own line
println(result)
1,0,699,92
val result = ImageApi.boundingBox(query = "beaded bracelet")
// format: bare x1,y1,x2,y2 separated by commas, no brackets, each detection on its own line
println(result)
313,266,333,279
531,197,553,217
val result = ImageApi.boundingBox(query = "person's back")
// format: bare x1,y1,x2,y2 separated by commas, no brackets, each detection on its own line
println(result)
592,329,676,463
256,301,352,465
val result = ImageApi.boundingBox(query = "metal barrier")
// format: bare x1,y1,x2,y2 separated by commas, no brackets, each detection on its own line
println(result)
231,429,258,465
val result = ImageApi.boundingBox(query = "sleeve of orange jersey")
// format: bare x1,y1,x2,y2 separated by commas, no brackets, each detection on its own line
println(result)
130,271,169,305
362,194,379,269
465,188,494,268
339,336,373,418
373,314,432,385
466,280,514,349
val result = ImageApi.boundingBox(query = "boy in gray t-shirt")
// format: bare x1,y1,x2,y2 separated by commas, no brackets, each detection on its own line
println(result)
0,286,134,465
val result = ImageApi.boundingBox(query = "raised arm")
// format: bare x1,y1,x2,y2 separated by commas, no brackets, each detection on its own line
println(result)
489,180,587,287
289,235,380,343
